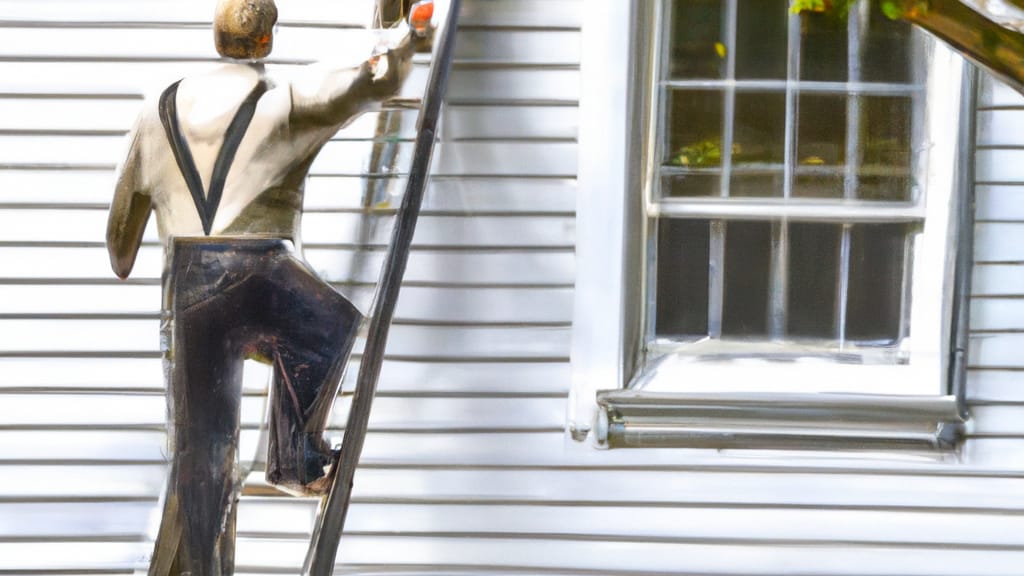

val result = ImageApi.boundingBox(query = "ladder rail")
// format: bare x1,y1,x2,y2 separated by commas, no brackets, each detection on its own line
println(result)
302,1,462,573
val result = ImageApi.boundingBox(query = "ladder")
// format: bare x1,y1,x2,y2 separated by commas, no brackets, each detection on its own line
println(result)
302,0,462,573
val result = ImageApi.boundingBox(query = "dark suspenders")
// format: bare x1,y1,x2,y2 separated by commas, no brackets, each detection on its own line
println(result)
158,79,269,235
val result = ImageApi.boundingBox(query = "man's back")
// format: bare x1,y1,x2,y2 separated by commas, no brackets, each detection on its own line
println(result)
138,63,321,245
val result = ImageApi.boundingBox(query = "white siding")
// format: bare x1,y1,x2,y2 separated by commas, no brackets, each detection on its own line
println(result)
967,74,1024,474
3,2,1024,575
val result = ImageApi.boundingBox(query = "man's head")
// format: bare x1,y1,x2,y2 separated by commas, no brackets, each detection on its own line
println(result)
214,0,278,60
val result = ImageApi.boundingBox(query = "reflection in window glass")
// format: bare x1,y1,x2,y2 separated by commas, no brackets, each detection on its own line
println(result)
795,94,847,198
656,219,711,337
858,96,913,201
847,224,907,344
787,223,840,338
735,0,788,80
731,91,786,197
862,4,914,84
666,90,724,168
663,173,721,198
722,221,771,336
668,0,725,79
799,11,847,82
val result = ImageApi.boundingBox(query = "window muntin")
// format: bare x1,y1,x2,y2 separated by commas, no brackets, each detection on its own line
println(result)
640,0,951,393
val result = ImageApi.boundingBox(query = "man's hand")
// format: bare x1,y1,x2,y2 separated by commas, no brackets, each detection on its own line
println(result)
409,0,435,52
409,0,434,36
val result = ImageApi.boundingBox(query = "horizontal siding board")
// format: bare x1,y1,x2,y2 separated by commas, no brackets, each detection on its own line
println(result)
0,171,578,212
967,405,1024,436
2,537,1024,573
339,468,1024,510
0,246,575,286
973,263,1024,297
974,222,1024,262
0,430,167,463
0,319,158,353
0,284,159,314
976,184,1024,221
978,73,1024,108
4,538,1022,575
0,502,155,540
302,212,576,248
963,438,1024,470
970,297,1024,331
343,286,573,324
0,284,573,325
966,370,1024,403
0,429,1002,473
0,0,583,29
0,247,164,279
977,148,1024,182
0,394,566,431
8,501,1024,550
0,209,575,248
0,136,578,178
0,63,580,103
252,503,1024,547
977,110,1024,146
0,358,569,395
232,538,1024,576
303,177,578,213
0,320,570,359
0,171,117,205
6,465,1024,510
0,103,579,143
0,464,165,499
0,542,146,571
0,28,580,66
970,333,1024,368
0,98,137,132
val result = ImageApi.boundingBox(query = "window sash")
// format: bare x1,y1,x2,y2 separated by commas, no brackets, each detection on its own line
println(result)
648,1,927,206
637,0,963,395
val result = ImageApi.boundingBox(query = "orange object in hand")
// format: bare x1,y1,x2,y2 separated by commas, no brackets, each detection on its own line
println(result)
410,0,434,32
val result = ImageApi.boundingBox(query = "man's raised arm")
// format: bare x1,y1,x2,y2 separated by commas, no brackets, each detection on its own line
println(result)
288,2,434,127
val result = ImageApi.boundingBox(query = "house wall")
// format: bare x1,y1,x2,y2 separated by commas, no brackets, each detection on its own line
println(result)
1,0,1023,573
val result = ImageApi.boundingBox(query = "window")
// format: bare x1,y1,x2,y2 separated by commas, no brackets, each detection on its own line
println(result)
570,0,972,448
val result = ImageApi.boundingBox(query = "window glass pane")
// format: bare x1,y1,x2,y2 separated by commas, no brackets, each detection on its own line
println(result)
666,90,724,168
846,224,907,344
664,90,724,198
857,95,913,201
723,221,771,336
663,173,721,198
735,0,788,80
794,93,846,198
787,223,840,338
656,219,711,337
861,3,914,84
799,11,847,83
667,0,726,79
730,91,786,197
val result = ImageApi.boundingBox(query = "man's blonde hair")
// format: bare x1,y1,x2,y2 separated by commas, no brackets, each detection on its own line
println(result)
214,0,278,59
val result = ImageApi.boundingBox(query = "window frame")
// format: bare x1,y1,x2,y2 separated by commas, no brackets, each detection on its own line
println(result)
569,0,973,448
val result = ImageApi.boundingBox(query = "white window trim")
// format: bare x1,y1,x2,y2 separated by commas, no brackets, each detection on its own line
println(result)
570,0,971,448
568,0,640,441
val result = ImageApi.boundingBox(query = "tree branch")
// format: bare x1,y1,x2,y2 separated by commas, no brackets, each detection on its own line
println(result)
899,0,1024,92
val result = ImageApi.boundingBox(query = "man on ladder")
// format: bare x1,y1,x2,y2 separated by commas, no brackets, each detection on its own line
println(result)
105,1,433,573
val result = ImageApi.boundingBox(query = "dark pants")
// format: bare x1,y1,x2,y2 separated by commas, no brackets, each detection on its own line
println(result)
149,238,362,576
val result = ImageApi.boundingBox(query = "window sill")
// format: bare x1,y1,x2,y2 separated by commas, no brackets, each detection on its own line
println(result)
594,390,966,451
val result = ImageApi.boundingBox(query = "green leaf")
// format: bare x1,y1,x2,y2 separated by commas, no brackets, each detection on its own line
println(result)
881,0,903,19
790,0,827,14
